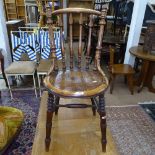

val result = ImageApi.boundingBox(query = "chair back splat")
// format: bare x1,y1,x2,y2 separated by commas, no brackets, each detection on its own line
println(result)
46,7,108,73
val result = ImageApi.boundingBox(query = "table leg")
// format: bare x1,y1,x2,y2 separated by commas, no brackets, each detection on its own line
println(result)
145,61,155,93
136,60,149,93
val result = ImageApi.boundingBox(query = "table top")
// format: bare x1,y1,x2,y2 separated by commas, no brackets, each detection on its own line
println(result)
129,46,155,61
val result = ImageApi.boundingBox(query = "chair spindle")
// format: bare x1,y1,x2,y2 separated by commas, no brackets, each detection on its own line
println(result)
78,13,83,69
94,9,107,70
58,15,66,70
69,13,73,69
46,5,58,71
86,15,93,70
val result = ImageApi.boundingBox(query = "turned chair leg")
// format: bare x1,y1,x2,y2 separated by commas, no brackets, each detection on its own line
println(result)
127,74,134,95
110,74,116,94
98,94,107,152
124,75,127,84
55,96,60,115
45,93,55,152
91,98,96,116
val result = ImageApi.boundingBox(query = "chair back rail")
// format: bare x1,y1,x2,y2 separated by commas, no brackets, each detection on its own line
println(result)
46,7,107,72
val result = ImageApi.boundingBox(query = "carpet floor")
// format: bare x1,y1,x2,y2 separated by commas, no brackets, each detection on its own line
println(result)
107,105,155,155
1,90,155,155
0,90,40,155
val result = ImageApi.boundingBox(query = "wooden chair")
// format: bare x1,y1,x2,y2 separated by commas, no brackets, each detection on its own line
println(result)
44,7,109,152
109,46,134,94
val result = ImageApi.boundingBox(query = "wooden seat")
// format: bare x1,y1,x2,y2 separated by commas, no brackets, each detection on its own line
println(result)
44,7,109,152
109,46,135,94
44,70,107,97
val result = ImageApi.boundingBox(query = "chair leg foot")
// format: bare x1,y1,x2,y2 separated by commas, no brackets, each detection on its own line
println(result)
6,76,13,99
91,98,96,116
98,94,107,152
55,96,60,115
127,74,134,95
110,75,115,94
33,75,37,98
45,93,55,152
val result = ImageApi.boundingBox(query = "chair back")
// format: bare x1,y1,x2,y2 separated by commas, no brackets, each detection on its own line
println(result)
46,7,108,72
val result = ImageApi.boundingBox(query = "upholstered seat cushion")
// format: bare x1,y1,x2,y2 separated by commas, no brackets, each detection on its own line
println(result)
5,61,36,74
37,60,52,74
0,106,23,152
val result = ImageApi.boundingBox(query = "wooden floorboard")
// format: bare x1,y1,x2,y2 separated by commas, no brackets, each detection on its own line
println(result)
32,92,119,155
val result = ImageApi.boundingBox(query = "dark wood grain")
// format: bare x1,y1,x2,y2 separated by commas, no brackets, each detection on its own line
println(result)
45,92,55,152
98,93,106,152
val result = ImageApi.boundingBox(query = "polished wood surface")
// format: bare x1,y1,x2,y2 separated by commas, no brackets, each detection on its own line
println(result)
52,8,102,15
130,46,155,61
44,7,109,152
32,92,119,155
44,70,107,97
130,46,155,93
109,46,134,94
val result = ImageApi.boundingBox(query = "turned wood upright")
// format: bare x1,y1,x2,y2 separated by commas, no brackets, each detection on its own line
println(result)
44,7,108,152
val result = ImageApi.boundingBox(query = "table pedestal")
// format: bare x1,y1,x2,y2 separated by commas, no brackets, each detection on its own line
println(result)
136,60,155,93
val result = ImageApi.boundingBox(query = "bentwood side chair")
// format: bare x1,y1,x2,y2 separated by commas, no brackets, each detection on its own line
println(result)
109,46,134,94
43,7,109,152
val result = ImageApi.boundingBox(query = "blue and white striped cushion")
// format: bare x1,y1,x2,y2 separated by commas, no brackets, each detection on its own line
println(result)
13,44,25,61
40,30,62,60
24,44,37,61
11,32,37,61
11,33,22,49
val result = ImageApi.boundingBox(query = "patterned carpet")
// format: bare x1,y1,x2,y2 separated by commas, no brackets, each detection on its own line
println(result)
107,105,155,155
0,90,40,155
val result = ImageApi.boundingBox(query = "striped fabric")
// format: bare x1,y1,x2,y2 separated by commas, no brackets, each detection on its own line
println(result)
11,32,37,61
11,33,22,49
40,30,62,60
13,44,25,61
13,44,37,61
19,32,36,49
11,29,62,61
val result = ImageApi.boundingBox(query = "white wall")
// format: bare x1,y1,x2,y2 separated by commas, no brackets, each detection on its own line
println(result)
124,0,148,65
0,1,12,68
